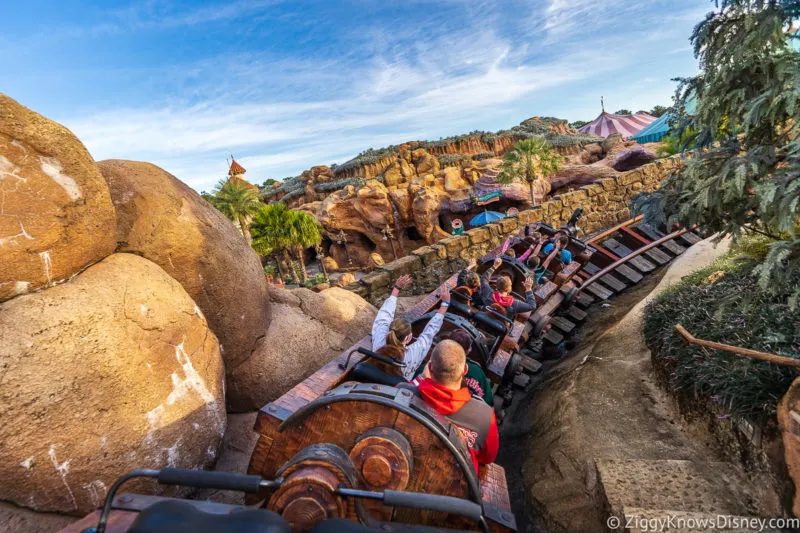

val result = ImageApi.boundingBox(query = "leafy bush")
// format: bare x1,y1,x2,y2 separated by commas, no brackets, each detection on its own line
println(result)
569,120,588,129
437,154,471,166
263,265,277,276
304,273,329,288
474,151,495,160
334,146,399,175
643,238,800,421
614,108,633,115
314,177,364,193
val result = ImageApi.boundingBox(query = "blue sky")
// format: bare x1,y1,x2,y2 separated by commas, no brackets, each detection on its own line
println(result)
0,0,709,191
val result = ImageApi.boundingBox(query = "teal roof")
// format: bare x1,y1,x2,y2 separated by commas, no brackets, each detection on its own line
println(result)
631,113,674,144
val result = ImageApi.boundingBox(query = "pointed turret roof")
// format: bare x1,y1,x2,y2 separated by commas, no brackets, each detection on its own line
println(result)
229,158,246,176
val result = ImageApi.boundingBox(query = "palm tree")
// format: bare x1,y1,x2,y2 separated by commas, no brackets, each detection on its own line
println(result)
497,138,562,207
287,210,322,284
250,203,299,284
209,179,262,242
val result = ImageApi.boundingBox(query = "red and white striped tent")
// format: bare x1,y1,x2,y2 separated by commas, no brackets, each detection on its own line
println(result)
578,111,657,139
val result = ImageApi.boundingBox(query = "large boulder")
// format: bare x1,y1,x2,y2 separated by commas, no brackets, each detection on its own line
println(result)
0,94,116,302
96,160,272,382
0,253,225,514
0,254,226,514
227,286,377,411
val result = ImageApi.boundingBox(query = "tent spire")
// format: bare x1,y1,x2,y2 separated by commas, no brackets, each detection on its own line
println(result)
601,96,605,113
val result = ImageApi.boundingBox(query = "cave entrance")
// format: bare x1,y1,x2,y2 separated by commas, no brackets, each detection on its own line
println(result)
405,225,423,241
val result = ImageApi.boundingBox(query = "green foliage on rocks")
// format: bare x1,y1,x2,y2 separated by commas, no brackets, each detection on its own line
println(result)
314,177,365,192
634,0,800,308
334,146,399,175
436,154,471,166
644,237,800,421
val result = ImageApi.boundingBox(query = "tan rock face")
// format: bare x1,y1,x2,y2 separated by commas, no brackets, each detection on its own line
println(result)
0,94,116,302
383,158,415,187
412,148,440,175
226,287,377,411
0,253,226,514
97,160,271,379
412,186,448,244
443,166,470,192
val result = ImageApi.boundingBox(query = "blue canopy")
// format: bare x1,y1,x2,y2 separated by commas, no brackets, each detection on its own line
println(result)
469,210,505,226
631,113,674,144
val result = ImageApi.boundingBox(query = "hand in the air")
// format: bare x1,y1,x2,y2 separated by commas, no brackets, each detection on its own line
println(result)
395,274,413,289
493,257,503,269
440,283,451,303
523,277,534,291
468,257,478,270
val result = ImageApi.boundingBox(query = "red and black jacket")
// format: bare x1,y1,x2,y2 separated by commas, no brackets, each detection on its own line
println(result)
398,379,499,472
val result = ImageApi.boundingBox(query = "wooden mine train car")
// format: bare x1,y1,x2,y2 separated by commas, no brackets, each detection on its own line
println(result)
243,222,594,532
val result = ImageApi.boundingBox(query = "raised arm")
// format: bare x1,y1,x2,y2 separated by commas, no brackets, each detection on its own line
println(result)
510,277,537,315
541,246,560,271
479,257,502,302
518,244,535,262
371,274,411,351
402,283,449,380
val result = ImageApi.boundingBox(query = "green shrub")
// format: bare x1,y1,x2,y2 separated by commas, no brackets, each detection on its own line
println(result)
304,273,328,288
474,151,495,160
643,241,800,422
263,265,277,276
437,154,470,166
314,177,364,193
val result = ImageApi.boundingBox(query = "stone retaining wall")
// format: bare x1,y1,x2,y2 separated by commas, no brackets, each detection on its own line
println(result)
345,157,681,305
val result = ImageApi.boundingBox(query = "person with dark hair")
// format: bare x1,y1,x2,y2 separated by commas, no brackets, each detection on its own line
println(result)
372,274,451,380
455,258,489,308
478,257,537,319
541,234,573,265
399,340,499,472
518,231,544,262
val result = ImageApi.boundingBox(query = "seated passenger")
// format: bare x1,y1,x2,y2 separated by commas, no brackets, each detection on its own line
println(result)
399,340,499,471
478,257,537,319
372,274,451,380
455,258,486,308
413,329,494,405
541,234,573,266
518,232,544,262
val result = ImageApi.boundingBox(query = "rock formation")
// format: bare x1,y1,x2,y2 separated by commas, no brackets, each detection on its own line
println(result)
0,94,387,529
97,159,272,381
258,117,669,270
0,253,225,514
227,286,377,411
0,94,116,301
612,146,658,171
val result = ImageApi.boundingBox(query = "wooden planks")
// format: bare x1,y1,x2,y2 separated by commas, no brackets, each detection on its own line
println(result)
602,238,656,273
550,316,576,334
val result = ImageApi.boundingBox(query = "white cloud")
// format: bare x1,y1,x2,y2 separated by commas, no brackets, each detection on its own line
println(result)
53,0,703,191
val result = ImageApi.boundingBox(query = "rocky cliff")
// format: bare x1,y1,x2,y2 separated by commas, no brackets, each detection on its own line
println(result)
261,117,658,271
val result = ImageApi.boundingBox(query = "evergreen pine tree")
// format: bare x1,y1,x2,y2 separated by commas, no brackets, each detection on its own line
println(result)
634,0,800,307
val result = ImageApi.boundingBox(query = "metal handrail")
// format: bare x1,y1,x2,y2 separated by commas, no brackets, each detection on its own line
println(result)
576,226,689,293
